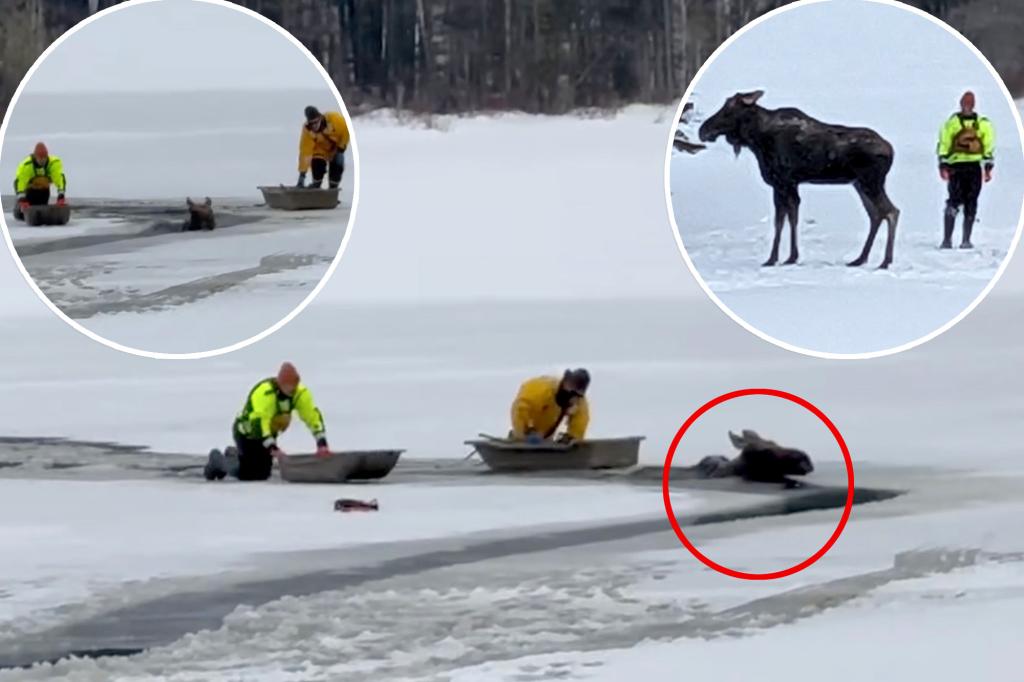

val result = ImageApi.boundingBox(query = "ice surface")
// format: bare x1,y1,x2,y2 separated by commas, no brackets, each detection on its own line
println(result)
8,484,1021,681
6,204,347,354
1,90,351,202
670,3,1024,355
0,477,683,640
0,100,1022,677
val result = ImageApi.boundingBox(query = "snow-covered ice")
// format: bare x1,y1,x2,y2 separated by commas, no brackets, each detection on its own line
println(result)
0,96,1023,677
1,89,353,354
0,0,356,355
670,1,1024,356
0,477,686,642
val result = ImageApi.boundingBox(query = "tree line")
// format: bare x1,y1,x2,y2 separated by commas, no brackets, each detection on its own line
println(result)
1,0,1022,118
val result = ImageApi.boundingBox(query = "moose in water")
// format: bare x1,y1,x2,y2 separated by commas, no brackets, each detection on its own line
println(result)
699,91,900,269
696,429,814,486
183,197,215,231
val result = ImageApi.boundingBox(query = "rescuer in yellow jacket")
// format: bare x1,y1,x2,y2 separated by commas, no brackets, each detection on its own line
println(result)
204,362,330,481
936,91,995,249
297,105,350,190
510,369,591,445
12,142,66,221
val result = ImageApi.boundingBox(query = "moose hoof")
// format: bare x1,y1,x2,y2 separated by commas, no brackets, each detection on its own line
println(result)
783,256,799,266
846,259,866,267
877,261,892,270
761,259,778,267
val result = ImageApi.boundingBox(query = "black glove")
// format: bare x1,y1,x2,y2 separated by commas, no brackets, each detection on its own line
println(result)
296,173,306,188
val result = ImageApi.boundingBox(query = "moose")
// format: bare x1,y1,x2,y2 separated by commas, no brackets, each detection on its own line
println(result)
183,197,215,231
696,429,814,485
698,91,900,269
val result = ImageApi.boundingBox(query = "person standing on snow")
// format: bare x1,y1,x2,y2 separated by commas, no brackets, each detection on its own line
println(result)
509,369,591,445
937,91,996,249
297,105,349,190
12,142,66,221
204,362,331,481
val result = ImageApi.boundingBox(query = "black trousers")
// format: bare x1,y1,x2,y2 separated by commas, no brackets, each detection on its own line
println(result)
13,188,50,220
310,151,344,188
233,428,274,481
945,163,983,218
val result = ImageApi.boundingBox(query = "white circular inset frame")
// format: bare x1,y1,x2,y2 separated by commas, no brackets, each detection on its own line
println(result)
664,0,1024,360
0,0,361,360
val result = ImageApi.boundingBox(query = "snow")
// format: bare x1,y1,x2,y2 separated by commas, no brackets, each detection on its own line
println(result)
0,477,684,641
0,83,1021,678
443,583,1024,682
5,218,123,245
670,2,1024,356
5,205,347,354
1,86,354,355
0,89,352,202
8,481,1022,681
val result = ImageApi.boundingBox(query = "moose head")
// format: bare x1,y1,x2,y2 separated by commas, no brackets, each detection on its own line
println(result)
698,90,765,156
185,197,215,231
728,429,814,477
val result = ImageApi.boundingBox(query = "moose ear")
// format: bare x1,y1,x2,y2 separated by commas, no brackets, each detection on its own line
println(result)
205,197,212,206
728,431,746,450
740,90,765,106
186,198,194,206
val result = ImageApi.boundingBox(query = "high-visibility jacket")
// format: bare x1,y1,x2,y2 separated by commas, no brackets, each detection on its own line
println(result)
298,111,350,173
937,113,995,167
234,378,326,447
510,376,590,441
14,155,65,194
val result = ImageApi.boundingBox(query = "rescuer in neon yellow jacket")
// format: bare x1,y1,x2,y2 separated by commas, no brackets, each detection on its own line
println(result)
297,106,350,190
12,142,66,221
936,91,995,249
510,369,591,444
205,362,330,481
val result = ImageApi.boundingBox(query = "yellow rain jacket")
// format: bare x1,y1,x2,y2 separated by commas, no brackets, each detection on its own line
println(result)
234,378,326,447
510,376,590,441
937,113,995,167
298,111,350,173
14,155,66,194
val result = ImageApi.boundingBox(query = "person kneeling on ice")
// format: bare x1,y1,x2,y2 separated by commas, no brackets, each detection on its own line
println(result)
12,142,67,221
204,362,331,481
297,106,349,190
510,369,591,445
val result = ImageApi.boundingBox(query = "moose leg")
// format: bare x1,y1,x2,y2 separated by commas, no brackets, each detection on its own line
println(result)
878,191,900,269
783,189,801,265
764,187,786,266
847,183,881,267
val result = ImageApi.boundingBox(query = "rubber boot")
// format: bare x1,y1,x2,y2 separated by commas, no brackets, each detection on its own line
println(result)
941,210,955,249
960,214,975,249
223,446,241,479
204,448,227,481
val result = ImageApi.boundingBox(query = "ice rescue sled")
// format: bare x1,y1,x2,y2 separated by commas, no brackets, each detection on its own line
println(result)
258,185,340,211
279,449,403,483
23,204,71,226
466,435,644,472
